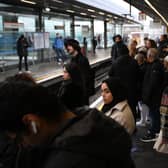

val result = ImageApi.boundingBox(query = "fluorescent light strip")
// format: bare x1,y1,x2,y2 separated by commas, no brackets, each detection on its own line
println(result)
88,9,95,12
145,0,168,26
21,0,36,5
52,0,63,3
107,14,112,17
66,10,75,13
99,12,105,15
73,5,81,9
80,13,87,16
91,15,96,18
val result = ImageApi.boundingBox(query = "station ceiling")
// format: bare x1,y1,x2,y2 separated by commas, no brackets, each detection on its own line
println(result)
124,0,168,25
0,0,138,24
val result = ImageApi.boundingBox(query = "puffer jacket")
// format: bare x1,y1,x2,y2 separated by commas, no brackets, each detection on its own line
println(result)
17,107,135,168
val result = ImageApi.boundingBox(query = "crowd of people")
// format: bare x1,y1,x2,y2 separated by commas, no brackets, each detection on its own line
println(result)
1,33,168,168
110,34,168,153
0,37,135,168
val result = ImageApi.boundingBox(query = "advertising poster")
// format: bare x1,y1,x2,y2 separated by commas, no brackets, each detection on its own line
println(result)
44,32,50,48
34,33,44,49
33,32,50,49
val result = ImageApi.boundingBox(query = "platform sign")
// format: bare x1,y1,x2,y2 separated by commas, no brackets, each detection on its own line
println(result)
4,22,24,29
54,25,64,30
138,12,146,21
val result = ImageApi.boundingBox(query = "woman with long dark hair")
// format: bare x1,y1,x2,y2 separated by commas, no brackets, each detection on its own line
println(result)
57,62,85,110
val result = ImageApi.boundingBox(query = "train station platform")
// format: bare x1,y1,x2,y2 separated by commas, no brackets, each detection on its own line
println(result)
0,48,111,83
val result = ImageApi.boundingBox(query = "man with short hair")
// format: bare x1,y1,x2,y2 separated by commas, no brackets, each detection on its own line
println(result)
141,48,164,142
65,39,95,104
111,34,128,61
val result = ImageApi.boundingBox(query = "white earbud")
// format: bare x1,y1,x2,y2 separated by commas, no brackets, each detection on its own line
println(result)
31,121,38,134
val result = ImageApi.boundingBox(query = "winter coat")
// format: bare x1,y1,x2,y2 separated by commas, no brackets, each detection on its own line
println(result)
57,80,85,110
54,37,64,49
103,100,135,135
109,55,140,108
142,59,164,108
111,41,128,61
17,38,28,57
17,108,135,168
71,53,95,97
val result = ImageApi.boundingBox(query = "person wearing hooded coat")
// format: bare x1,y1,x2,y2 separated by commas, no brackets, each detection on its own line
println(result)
101,77,135,135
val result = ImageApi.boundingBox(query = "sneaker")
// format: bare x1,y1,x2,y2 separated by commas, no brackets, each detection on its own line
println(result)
26,70,32,74
136,121,146,127
140,133,157,142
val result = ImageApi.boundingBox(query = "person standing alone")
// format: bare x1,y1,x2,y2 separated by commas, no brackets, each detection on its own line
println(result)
17,34,29,73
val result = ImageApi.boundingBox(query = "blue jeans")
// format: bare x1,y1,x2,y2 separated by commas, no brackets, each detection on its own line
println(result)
55,48,67,62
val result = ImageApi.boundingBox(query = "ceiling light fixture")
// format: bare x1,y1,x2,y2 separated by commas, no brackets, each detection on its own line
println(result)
91,15,96,18
107,14,112,18
80,13,87,16
144,0,168,26
99,12,105,15
88,9,95,12
66,10,75,13
21,0,36,5
52,0,63,3
73,5,80,9
45,7,51,12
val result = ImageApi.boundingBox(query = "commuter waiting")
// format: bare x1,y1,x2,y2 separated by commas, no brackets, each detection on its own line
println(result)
16,34,29,73
57,62,85,110
53,33,66,63
0,78,135,168
128,40,138,58
109,45,140,122
65,39,95,104
135,52,149,127
100,77,135,135
111,34,128,61
141,48,164,142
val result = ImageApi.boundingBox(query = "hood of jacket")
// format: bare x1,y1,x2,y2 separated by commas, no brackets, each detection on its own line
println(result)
51,108,132,161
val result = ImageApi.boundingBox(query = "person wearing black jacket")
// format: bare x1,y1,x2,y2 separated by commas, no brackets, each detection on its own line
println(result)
57,62,85,110
141,48,164,142
109,46,140,122
17,34,29,72
0,79,135,168
111,34,128,61
65,39,95,104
